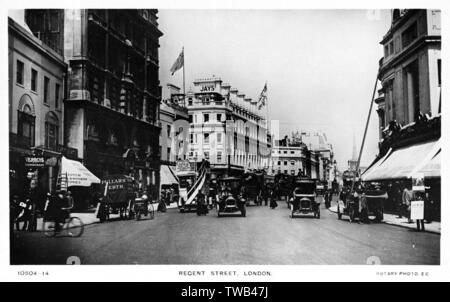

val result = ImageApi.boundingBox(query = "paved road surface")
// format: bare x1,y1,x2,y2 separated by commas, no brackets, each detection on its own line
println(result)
11,198,440,265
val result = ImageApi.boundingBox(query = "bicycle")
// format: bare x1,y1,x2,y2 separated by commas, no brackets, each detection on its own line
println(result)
42,210,84,238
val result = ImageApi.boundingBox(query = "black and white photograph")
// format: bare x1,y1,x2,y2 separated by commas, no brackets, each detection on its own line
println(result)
1,0,449,282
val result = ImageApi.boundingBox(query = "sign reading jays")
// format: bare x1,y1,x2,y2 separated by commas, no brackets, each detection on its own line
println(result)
200,85,215,92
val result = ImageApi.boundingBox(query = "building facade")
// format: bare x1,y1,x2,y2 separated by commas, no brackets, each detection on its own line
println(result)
376,9,441,135
183,77,270,178
25,9,164,199
160,84,190,165
363,9,441,220
269,132,335,184
9,15,68,198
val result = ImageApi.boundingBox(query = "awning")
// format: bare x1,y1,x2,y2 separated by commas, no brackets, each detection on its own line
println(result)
61,156,101,187
160,165,179,186
361,139,440,181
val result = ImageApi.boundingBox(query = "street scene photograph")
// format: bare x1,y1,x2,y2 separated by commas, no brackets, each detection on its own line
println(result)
7,8,441,265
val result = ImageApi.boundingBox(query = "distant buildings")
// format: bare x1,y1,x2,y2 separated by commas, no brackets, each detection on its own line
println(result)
269,132,335,185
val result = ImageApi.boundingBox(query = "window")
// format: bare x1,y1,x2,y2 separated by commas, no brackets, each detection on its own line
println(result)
291,151,295,154
204,114,209,122
43,77,49,103
404,60,419,122
217,151,222,162
217,133,222,143
194,115,198,123
189,114,193,123
284,151,287,154
217,113,222,121
188,98,193,106
18,105,35,147
55,84,60,109
277,161,281,166
31,69,37,92
291,170,295,175
204,133,209,144
402,22,418,48
16,60,24,85
167,147,171,161
167,125,171,137
284,161,287,166
291,161,295,165
45,113,59,150
204,151,210,160
389,41,394,55
190,134,194,143
284,170,288,175
438,59,441,87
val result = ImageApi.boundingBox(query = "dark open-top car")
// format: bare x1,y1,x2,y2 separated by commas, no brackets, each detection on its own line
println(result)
290,179,320,219
216,177,246,217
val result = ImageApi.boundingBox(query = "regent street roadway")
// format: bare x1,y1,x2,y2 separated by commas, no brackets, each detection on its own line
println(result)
11,197,439,265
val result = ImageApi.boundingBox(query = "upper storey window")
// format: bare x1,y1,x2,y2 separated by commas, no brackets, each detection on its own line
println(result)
402,21,418,49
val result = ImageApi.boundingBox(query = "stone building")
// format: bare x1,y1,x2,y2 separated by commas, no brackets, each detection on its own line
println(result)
25,9,164,199
8,14,68,198
363,9,441,220
183,76,270,178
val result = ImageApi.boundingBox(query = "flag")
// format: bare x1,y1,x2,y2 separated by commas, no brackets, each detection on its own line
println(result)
170,48,184,75
257,83,267,110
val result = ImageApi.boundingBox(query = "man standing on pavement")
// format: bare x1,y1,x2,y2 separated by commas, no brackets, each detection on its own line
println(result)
402,185,414,223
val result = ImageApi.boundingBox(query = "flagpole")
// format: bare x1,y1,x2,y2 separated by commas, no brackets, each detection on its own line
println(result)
182,47,186,104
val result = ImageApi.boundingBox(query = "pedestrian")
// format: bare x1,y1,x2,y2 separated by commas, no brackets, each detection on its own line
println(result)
402,185,414,223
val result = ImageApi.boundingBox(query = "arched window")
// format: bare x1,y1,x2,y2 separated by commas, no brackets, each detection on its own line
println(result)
45,112,59,150
17,101,36,147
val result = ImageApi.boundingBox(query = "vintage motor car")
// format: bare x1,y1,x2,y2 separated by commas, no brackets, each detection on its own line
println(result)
290,179,320,218
216,177,246,217
337,183,387,223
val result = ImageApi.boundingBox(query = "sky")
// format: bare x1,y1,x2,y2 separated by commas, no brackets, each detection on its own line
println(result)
158,9,392,171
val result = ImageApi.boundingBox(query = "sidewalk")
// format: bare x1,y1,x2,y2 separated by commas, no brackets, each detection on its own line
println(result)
328,203,441,234
16,202,179,231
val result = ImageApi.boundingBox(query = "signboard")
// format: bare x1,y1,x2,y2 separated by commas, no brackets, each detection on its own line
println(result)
24,156,45,168
176,160,194,173
410,200,424,220
412,173,425,192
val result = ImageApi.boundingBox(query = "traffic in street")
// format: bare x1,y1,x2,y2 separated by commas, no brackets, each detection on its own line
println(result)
11,197,440,265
